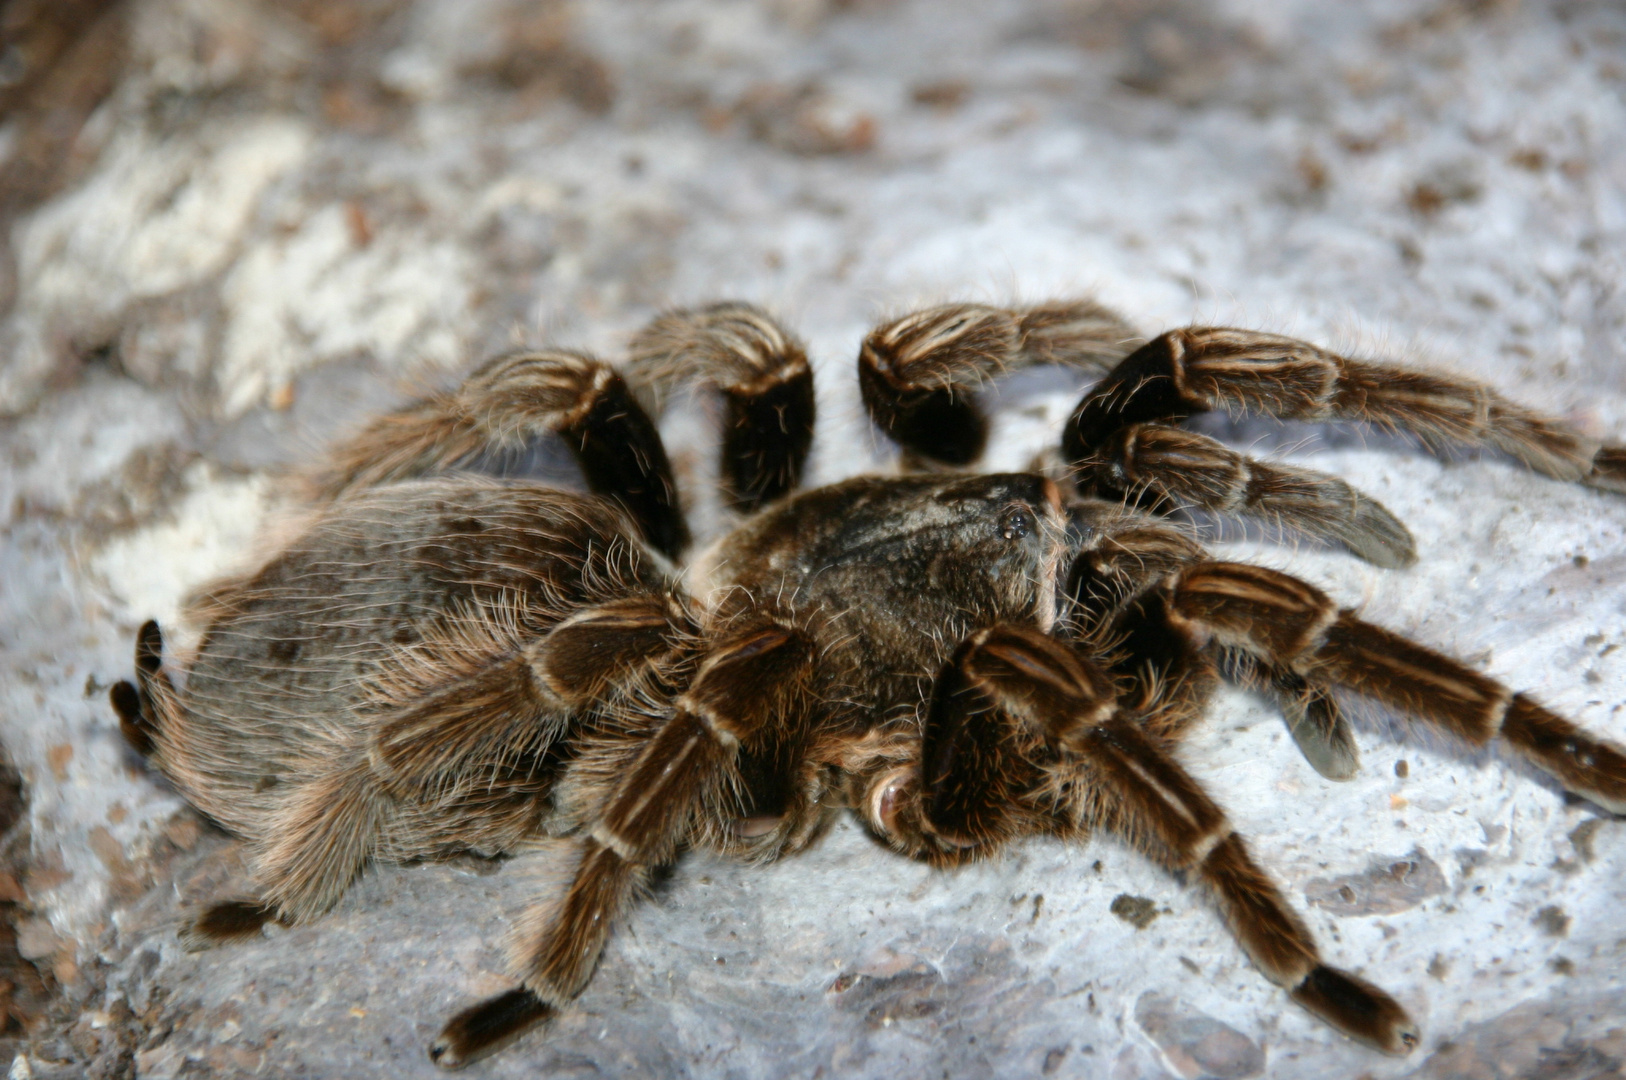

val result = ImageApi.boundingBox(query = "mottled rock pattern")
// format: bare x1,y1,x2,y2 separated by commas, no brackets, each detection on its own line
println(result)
1304,849,1449,917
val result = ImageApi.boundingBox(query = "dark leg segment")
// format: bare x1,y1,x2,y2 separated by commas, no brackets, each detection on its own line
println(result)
181,899,282,950
1593,446,1626,491
860,301,1142,468
628,302,815,511
921,625,1116,847
561,371,690,558
721,373,815,511
430,989,555,1070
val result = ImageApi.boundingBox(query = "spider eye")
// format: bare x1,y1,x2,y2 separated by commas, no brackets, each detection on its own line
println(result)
1000,506,1033,541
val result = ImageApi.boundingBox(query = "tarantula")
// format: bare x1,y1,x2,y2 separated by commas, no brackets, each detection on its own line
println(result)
110,299,1626,1068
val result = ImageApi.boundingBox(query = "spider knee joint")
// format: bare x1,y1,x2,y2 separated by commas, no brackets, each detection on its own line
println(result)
958,625,1116,746
1170,563,1338,662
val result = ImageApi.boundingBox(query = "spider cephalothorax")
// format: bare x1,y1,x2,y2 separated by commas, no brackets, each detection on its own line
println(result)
111,299,1626,1067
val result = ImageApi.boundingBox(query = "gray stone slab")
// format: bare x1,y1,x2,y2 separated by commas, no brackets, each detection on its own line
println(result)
1,1,1623,1078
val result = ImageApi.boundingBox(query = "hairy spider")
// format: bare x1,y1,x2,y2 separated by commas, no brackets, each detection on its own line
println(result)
110,299,1626,1068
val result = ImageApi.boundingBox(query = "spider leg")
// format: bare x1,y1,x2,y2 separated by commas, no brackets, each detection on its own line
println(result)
1225,652,1360,781
860,301,1142,467
429,618,814,1068
1059,511,1361,777
309,349,690,558
109,619,170,757
366,593,693,800
184,587,695,949
911,624,1417,1053
627,302,816,512
1076,422,1416,567
173,760,390,951
250,756,387,924
1078,716,1418,1053
1169,561,1626,814
182,900,284,948
1066,327,1626,495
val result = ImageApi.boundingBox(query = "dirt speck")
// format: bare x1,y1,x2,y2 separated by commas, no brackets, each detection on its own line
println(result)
1532,905,1570,937
46,745,73,782
1110,894,1159,929
1567,819,1604,864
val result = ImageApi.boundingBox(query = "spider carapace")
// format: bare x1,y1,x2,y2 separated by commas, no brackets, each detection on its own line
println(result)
111,300,1626,1067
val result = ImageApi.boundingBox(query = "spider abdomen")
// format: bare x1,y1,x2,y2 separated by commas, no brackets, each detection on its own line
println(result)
150,479,659,861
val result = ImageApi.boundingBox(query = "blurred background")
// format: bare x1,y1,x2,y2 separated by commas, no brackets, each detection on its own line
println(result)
0,1,1623,1077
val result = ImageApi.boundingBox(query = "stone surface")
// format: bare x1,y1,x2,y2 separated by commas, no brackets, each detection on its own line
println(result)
0,1,1624,1078
1303,848,1450,917
1133,992,1265,1080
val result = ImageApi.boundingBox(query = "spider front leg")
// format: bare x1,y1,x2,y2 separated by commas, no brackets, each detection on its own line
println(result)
1063,328,1625,560
859,301,1143,467
430,616,815,1068
1169,562,1626,814
628,302,816,511
894,623,1418,1053
1075,423,1419,568
310,349,690,558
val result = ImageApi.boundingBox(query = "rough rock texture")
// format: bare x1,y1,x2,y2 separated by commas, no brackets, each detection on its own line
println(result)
0,0,1623,1077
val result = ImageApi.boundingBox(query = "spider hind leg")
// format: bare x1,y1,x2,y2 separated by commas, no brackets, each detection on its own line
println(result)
1079,718,1419,1053
430,988,555,1070
430,618,815,1067
180,899,283,952
110,619,174,758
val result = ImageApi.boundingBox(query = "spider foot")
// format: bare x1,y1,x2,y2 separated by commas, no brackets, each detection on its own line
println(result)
181,899,282,952
1290,965,1419,1055
430,988,555,1070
